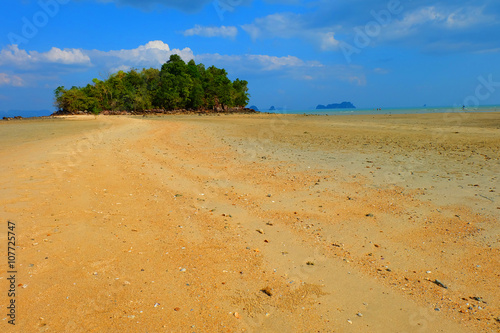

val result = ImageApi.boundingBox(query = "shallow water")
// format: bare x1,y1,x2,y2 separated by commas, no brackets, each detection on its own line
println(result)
269,105,500,116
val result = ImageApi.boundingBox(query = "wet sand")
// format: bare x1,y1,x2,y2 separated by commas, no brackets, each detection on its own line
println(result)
0,112,499,332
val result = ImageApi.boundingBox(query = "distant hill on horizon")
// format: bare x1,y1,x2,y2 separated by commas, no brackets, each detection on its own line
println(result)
316,102,355,109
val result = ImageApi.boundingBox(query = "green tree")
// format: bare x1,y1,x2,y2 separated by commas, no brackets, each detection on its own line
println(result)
232,79,250,107
54,55,251,113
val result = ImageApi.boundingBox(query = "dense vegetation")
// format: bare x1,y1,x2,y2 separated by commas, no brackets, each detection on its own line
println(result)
54,55,250,114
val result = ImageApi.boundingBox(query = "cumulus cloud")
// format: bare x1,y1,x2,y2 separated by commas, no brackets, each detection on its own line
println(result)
0,45,32,67
86,40,194,69
0,41,366,88
38,47,91,65
183,25,238,38
320,32,339,50
0,41,193,72
0,45,91,68
0,73,24,87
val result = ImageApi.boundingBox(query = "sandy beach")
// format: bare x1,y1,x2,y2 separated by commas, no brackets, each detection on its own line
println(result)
0,112,499,332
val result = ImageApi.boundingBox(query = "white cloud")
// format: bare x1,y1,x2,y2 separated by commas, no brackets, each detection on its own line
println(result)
196,52,364,85
0,73,24,87
139,40,172,51
241,13,342,50
381,5,496,41
320,32,339,50
110,65,132,73
87,40,194,68
0,45,30,67
0,41,193,72
241,2,499,55
197,53,322,73
0,41,366,89
378,6,446,40
403,6,445,26
183,25,238,38
445,6,493,29
39,47,91,65
242,13,299,40
246,54,314,70
0,44,91,68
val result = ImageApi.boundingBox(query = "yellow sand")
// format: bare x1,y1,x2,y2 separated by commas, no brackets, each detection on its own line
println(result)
0,112,499,332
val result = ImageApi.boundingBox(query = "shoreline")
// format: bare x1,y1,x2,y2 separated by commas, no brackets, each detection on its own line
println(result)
3,105,500,120
2,109,500,122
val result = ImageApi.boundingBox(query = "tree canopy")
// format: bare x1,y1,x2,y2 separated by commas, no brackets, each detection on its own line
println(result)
54,55,250,114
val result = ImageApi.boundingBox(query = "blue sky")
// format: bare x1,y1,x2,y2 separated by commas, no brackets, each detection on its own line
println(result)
1,0,500,115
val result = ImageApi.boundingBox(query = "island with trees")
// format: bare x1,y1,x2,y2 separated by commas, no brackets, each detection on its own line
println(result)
316,102,355,109
53,55,256,115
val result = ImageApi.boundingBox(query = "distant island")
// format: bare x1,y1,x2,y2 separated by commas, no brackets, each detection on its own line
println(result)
268,106,287,111
53,54,255,115
248,105,259,111
316,102,355,110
